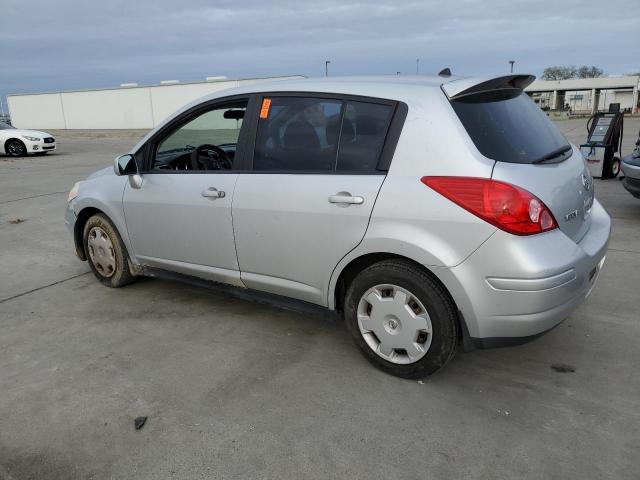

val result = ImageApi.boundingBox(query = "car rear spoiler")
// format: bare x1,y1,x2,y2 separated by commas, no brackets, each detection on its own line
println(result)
442,74,536,100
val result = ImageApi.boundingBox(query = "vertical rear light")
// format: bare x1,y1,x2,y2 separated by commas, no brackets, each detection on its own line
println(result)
421,176,558,235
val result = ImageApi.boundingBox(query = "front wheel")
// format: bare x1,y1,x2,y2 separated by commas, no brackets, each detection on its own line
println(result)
5,139,26,157
83,213,136,288
344,259,459,378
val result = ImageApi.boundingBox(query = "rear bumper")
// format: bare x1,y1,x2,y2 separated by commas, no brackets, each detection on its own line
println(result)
433,199,611,345
621,177,640,199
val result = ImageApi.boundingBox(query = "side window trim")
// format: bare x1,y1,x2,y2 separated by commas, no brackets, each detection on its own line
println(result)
377,101,408,171
246,91,406,174
139,94,257,173
332,102,348,171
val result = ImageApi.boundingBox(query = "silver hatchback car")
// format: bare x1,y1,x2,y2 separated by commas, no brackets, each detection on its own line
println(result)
65,75,610,378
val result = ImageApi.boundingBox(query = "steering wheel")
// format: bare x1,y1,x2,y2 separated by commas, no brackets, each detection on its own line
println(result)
190,144,233,170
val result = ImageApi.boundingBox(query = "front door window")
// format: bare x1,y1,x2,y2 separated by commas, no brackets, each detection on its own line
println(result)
152,101,247,171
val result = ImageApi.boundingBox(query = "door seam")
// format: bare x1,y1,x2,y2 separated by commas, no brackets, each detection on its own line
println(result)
325,174,389,306
229,173,247,288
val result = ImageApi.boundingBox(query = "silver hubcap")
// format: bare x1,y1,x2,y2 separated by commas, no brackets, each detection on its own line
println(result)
87,226,116,278
357,284,432,365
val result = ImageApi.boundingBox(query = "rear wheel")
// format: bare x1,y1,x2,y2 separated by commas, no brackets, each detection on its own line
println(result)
5,139,26,157
344,259,458,378
83,214,136,288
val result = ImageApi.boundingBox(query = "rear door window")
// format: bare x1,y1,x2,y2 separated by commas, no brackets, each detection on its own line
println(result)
252,96,395,173
336,101,393,172
451,91,570,164
253,97,341,171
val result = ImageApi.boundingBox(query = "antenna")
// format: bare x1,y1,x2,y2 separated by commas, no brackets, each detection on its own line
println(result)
438,68,452,77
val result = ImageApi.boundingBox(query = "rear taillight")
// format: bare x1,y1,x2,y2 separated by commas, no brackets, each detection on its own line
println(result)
421,176,558,236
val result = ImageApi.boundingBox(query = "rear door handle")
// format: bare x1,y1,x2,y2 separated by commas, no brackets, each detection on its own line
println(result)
328,192,364,205
202,187,225,199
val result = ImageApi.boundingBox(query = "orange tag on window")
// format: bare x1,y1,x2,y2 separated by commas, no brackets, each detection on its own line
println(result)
259,98,272,119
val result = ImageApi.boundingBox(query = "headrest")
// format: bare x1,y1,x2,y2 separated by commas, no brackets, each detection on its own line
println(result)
283,120,320,149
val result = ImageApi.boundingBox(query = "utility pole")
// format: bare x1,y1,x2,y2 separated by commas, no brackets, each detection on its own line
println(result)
416,58,420,75
509,60,515,73
325,60,331,77
396,71,401,76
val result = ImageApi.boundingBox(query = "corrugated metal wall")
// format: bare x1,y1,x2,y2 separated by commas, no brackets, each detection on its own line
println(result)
7,76,302,129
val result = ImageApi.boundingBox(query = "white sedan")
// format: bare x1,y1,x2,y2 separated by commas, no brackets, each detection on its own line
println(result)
0,121,56,156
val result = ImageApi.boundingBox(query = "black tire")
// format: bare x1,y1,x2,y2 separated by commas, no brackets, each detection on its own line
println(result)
610,157,620,178
5,139,26,157
344,259,459,379
83,213,136,288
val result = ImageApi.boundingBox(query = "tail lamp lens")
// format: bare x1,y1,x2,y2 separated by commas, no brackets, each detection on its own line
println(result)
421,176,558,235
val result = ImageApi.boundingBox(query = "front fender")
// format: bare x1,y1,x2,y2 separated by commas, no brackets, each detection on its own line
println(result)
72,174,136,263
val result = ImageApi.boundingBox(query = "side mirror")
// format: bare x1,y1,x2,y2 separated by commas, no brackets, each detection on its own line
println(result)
114,154,137,176
114,154,143,189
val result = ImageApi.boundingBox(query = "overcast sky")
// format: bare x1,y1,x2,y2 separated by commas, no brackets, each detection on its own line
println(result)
1,0,639,108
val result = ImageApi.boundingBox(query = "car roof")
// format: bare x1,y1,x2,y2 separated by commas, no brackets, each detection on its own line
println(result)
130,73,534,153
201,75,464,103
189,73,536,106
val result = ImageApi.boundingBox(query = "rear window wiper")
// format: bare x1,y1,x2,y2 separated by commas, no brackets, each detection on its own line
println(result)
532,145,572,164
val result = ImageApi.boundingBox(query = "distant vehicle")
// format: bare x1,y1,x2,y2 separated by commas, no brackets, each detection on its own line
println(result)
621,128,640,198
65,75,610,378
0,121,56,156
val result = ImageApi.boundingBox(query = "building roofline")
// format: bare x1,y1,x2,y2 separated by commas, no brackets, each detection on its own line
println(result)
6,75,306,97
525,75,640,92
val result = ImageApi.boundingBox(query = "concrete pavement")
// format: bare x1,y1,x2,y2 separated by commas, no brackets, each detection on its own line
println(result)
1,121,639,479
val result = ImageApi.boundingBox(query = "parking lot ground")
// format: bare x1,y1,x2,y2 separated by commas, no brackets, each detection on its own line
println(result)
1,121,639,479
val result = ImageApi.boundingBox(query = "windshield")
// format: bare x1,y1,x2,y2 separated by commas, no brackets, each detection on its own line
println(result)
0,121,14,130
451,91,570,164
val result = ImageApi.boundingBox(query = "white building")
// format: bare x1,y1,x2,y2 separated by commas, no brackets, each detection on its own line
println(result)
525,75,640,114
7,75,303,130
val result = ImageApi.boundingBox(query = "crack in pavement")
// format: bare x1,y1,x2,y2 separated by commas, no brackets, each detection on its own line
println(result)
0,191,67,205
0,272,91,304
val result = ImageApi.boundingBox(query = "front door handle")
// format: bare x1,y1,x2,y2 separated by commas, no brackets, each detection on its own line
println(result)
202,187,225,199
328,192,364,205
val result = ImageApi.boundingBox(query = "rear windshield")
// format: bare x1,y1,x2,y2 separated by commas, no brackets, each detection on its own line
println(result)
451,90,570,164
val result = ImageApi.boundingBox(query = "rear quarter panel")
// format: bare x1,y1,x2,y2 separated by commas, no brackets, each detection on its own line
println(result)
327,93,497,307
491,147,593,243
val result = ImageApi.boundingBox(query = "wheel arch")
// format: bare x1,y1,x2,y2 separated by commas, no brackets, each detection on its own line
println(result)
74,204,132,264
332,252,451,310
331,251,467,347
71,177,136,266
4,137,26,154
73,207,106,261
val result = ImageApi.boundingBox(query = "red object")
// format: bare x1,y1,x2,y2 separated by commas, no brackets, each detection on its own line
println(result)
421,176,558,235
